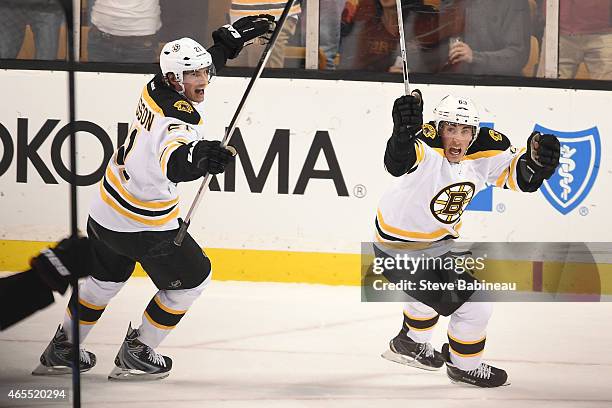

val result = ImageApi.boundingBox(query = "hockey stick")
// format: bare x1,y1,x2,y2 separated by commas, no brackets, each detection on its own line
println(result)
174,1,294,246
395,0,421,102
395,0,423,145
395,0,411,96
57,0,81,406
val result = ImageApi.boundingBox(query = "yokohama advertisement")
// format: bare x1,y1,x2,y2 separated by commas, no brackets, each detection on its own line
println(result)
0,70,610,255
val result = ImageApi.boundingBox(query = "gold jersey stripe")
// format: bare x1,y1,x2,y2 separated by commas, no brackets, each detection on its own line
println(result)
66,307,99,324
106,167,178,210
377,209,461,240
432,147,445,158
506,148,526,191
99,182,180,226
415,140,425,165
374,233,438,250
495,167,510,188
447,332,486,345
79,298,106,311
154,296,187,315
160,141,188,176
141,86,165,116
160,143,181,176
403,310,438,321
464,150,504,160
144,311,175,330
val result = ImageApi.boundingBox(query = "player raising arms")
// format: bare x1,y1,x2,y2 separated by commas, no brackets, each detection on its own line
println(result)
32,16,274,380
376,91,560,387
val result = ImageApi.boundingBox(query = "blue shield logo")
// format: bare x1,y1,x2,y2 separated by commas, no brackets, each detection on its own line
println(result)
534,125,601,215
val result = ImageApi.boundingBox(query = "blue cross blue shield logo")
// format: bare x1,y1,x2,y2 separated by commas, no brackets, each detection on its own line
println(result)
534,125,601,215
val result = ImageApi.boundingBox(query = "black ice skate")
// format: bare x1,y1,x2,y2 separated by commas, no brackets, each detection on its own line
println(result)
381,331,445,371
32,325,96,375
441,343,509,387
108,323,172,381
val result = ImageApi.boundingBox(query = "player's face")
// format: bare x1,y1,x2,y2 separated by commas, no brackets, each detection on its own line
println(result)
182,68,211,103
440,122,474,163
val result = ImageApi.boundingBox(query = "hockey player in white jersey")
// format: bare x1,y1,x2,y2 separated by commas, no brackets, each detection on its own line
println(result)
377,91,560,387
33,15,274,380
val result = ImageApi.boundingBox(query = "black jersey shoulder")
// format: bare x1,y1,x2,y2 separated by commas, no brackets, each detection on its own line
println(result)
466,127,512,155
416,121,444,149
145,74,202,125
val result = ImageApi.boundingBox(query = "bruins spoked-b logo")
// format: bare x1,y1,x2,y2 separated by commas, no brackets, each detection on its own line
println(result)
422,123,437,139
430,182,475,224
173,100,194,113
489,129,503,142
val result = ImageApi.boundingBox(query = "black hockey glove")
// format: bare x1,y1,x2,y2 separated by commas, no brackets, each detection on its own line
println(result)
392,89,423,144
526,131,560,179
192,140,236,175
29,237,92,295
212,14,275,59
517,132,560,191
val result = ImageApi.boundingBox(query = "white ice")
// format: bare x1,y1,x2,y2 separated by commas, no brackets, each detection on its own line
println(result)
1,278,611,408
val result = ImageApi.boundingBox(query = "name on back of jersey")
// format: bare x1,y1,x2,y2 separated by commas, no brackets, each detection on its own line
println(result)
136,97,154,131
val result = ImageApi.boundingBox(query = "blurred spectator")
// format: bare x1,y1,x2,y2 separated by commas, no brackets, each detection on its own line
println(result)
87,0,161,63
228,0,301,68
443,0,531,76
338,0,439,72
0,0,64,60
158,0,210,46
319,0,347,70
538,0,612,80
339,0,399,71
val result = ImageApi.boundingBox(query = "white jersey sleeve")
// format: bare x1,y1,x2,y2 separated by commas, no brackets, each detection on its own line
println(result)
158,122,199,179
471,128,526,191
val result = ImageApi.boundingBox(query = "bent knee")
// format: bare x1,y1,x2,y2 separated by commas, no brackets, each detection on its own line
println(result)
177,254,211,290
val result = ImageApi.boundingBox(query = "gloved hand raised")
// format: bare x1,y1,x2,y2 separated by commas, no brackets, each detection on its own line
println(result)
212,14,275,59
526,132,560,180
392,89,423,143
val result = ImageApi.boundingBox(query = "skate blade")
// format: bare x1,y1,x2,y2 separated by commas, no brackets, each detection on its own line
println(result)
449,378,512,388
32,363,91,376
108,366,169,381
32,363,72,376
381,349,442,371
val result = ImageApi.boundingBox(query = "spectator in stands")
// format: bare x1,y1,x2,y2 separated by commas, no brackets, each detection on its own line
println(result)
87,0,162,63
320,0,348,70
338,0,439,73
443,0,531,76
538,0,612,80
338,0,398,71
158,0,210,47
228,0,301,68
0,0,64,60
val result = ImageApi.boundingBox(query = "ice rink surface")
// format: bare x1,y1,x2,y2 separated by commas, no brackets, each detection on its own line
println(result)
1,278,611,408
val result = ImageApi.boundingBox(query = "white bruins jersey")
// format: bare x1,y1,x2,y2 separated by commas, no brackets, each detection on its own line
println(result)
89,74,204,232
376,123,526,243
